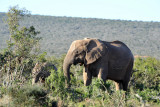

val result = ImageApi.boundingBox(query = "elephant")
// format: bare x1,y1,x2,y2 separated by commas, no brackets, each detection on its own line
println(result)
32,62,57,85
63,38,134,91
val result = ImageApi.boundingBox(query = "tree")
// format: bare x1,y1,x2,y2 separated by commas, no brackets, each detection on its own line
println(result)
6,5,41,58
0,6,41,86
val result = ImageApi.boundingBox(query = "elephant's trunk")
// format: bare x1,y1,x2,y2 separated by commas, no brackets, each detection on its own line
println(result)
63,55,73,88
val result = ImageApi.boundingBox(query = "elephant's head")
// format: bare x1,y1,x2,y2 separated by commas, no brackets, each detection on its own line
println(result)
63,38,106,87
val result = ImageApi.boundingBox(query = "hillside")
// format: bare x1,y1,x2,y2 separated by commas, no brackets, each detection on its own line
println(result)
0,12,160,58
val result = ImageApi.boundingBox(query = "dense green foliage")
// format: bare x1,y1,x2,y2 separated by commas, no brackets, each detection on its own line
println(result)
1,57,160,106
0,12,160,58
133,57,160,90
131,58,160,104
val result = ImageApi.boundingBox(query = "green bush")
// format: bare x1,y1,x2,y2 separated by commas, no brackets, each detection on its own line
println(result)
130,57,160,104
137,88,160,103
0,85,48,106
132,57,160,90
46,66,87,105
0,86,7,98
46,68,67,100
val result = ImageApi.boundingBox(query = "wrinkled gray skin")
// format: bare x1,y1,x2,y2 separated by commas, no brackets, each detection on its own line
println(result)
63,38,134,91
32,62,57,85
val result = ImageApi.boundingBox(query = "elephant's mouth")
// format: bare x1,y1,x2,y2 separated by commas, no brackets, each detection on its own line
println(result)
74,59,84,66
79,63,83,66
73,62,83,66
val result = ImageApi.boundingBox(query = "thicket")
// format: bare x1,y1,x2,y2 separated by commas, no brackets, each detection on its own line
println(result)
0,6,160,107
1,56,160,106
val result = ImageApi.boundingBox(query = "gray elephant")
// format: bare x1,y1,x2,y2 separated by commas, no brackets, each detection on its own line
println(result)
63,38,134,91
32,62,57,85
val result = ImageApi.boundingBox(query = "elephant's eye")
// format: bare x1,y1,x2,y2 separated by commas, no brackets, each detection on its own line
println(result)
76,50,79,54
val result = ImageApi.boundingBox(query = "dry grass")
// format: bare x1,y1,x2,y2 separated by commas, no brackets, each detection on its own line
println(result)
0,95,12,106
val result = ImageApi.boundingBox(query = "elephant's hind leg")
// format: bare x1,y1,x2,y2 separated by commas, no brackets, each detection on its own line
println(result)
122,81,129,91
122,60,134,91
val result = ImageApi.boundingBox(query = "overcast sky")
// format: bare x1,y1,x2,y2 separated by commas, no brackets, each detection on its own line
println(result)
0,0,160,22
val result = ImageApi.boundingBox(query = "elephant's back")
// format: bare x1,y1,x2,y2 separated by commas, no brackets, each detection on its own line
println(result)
108,40,128,49
106,40,133,69
105,41,131,55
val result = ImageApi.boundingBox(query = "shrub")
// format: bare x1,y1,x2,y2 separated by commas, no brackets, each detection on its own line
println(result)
130,57,160,104
0,85,48,106
46,66,85,105
46,68,67,100
137,88,160,104
132,57,160,90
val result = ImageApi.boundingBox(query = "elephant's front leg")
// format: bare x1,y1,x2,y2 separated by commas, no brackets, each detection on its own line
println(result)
98,68,107,82
83,66,92,86
114,81,123,91
97,68,107,90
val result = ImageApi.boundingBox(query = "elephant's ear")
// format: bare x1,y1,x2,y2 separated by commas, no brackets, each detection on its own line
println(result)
85,39,106,65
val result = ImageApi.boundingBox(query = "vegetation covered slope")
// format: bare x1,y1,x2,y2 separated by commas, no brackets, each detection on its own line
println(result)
0,12,160,58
